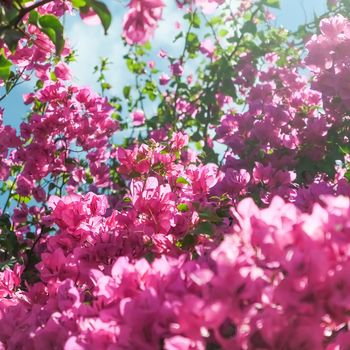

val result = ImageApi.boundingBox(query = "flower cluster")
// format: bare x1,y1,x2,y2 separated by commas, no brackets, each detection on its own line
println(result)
123,0,165,45
306,15,350,111
2,196,350,348
215,52,350,209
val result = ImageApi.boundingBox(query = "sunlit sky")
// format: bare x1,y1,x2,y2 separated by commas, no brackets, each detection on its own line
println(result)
2,0,328,128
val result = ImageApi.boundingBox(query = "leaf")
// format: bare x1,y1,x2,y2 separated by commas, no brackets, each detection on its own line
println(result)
176,177,190,185
187,32,200,53
12,194,31,204
198,209,222,223
345,169,350,182
194,221,213,235
0,214,11,230
6,231,19,257
339,144,350,155
0,29,23,52
28,10,39,25
89,0,112,34
219,29,229,37
241,21,257,35
177,203,189,212
2,7,19,24
0,54,11,80
173,32,183,43
38,15,65,55
0,257,17,271
192,12,201,28
263,0,280,9
176,234,196,249
72,0,87,8
48,183,56,192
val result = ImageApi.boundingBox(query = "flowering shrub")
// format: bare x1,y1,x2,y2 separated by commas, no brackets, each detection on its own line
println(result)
1,0,350,349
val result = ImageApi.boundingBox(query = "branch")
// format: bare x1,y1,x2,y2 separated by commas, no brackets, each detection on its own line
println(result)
172,10,197,124
2,0,54,30
0,68,26,102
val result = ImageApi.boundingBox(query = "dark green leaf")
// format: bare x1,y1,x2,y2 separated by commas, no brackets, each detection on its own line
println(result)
0,29,23,52
28,10,39,25
241,21,257,35
38,15,64,55
0,214,11,230
89,0,112,34
194,221,213,235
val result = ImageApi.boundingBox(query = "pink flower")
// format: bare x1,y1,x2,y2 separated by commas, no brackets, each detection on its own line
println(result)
0,264,23,297
16,175,33,196
131,110,146,126
170,62,183,77
80,8,101,25
158,49,167,58
171,132,189,150
159,73,170,85
164,336,204,350
123,0,164,45
32,186,46,202
199,38,215,58
194,0,225,14
54,62,72,81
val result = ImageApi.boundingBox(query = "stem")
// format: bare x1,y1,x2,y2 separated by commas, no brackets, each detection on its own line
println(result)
22,225,45,274
227,5,261,61
171,10,197,128
2,174,18,214
0,68,26,102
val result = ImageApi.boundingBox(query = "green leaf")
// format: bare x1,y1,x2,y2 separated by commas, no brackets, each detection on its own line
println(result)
38,15,63,37
0,257,17,271
0,214,11,230
72,0,87,8
192,12,201,28
2,7,19,24
176,234,196,249
194,221,213,235
176,177,190,185
241,21,257,35
0,54,11,80
89,0,112,34
12,194,31,204
187,32,198,43
219,29,229,37
339,144,350,155
28,10,39,25
173,32,183,43
263,0,280,8
177,203,189,212
0,29,23,52
38,15,64,55
345,169,350,182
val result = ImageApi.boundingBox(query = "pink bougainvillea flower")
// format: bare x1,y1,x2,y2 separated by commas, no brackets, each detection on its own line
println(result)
131,110,146,126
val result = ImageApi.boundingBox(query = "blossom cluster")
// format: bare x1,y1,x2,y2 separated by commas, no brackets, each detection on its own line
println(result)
2,195,350,349
306,14,350,111
215,54,350,210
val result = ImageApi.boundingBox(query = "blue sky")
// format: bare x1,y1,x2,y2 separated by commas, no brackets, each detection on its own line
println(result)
1,0,329,129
